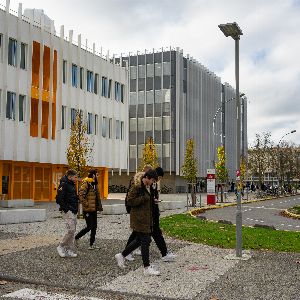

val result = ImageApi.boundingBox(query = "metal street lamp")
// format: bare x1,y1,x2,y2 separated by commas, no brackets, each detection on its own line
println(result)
219,22,244,258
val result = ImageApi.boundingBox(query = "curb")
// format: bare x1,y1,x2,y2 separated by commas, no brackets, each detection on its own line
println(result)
281,209,300,220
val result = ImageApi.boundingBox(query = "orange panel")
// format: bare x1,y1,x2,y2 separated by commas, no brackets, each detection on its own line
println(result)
34,167,43,200
31,86,39,100
22,166,31,199
30,98,39,137
43,168,51,200
13,166,22,199
53,50,57,103
43,46,50,92
42,102,49,139
52,103,56,139
32,41,40,89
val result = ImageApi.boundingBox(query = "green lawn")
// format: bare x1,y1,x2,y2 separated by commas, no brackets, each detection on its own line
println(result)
160,214,300,252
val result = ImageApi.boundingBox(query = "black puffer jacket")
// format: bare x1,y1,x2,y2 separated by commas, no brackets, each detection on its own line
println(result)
59,175,78,214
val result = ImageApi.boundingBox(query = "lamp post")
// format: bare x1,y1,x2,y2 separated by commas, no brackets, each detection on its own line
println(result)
277,130,296,193
218,22,243,258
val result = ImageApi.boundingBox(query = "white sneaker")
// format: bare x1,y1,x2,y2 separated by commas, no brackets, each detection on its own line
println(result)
125,253,135,261
57,245,66,258
66,250,78,257
115,253,126,269
144,265,160,276
162,252,177,262
88,245,100,250
133,248,142,256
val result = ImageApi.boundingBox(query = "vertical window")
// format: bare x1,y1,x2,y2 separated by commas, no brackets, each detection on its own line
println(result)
101,77,108,97
94,114,98,135
6,91,16,120
108,79,112,98
121,121,124,140
94,73,99,94
19,95,26,122
102,116,107,137
63,60,67,84
87,113,93,134
116,120,120,139
109,118,112,138
72,64,78,87
80,67,84,89
0,34,3,61
8,38,17,67
121,84,124,103
20,43,27,69
61,105,66,129
87,70,93,92
71,108,76,126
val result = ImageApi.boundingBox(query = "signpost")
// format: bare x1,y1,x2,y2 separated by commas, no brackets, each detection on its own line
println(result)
207,169,216,205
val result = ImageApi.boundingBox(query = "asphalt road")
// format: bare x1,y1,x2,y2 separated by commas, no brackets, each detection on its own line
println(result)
202,195,300,231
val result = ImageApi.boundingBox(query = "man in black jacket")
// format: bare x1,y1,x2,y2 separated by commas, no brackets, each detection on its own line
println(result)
57,169,79,258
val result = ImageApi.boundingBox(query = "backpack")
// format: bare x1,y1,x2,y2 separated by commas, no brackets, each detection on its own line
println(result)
55,182,66,210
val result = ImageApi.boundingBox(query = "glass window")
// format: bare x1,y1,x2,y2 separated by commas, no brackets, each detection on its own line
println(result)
87,113,93,134
138,65,145,78
155,90,161,103
162,89,171,102
8,38,17,67
130,92,137,105
101,77,107,97
87,70,93,92
130,66,137,79
108,79,112,98
138,91,145,104
115,82,122,101
121,121,124,140
80,67,84,89
6,91,16,120
61,105,66,129
116,120,120,139
71,64,78,87
138,118,144,132
121,84,124,103
154,63,162,75
102,116,107,137
163,62,171,75
146,64,154,77
71,108,76,126
146,90,154,104
163,143,170,157
154,117,161,131
129,118,136,132
94,114,98,135
0,34,3,62
138,144,144,159
20,43,27,69
163,116,171,130
156,144,162,158
109,118,113,138
63,60,67,84
145,117,152,131
19,95,26,122
94,73,99,94
129,145,136,159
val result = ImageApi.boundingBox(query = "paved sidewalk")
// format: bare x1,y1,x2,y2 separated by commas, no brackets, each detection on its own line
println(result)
0,200,299,300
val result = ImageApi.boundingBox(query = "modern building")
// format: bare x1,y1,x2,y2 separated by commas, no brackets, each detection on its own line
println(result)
110,48,247,192
0,2,128,205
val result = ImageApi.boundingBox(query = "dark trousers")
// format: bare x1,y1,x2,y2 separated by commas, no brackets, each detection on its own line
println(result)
125,221,168,258
75,211,97,246
122,232,151,267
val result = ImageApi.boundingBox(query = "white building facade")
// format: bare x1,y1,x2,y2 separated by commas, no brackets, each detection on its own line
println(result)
0,2,128,203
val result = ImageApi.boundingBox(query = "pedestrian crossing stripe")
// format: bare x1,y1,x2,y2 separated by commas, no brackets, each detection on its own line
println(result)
2,288,104,300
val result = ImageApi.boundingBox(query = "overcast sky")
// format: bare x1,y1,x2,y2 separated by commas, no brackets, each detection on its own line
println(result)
5,0,300,146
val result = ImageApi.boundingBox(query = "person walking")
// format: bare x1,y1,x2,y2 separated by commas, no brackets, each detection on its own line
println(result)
56,169,79,258
75,169,103,250
115,169,160,276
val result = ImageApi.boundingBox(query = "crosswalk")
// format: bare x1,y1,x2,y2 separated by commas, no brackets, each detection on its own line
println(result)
2,288,104,300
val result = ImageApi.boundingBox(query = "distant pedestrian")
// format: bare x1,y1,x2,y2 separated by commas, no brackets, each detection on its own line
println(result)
115,169,160,276
56,169,79,258
75,169,103,250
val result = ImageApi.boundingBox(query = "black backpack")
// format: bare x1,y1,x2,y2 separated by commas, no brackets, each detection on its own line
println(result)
55,182,66,209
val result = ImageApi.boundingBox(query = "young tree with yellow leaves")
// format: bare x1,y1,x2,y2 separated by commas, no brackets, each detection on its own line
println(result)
215,146,228,202
139,137,159,171
66,111,92,179
181,139,198,206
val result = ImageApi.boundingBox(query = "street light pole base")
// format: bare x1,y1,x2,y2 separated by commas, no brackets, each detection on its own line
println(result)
224,252,252,261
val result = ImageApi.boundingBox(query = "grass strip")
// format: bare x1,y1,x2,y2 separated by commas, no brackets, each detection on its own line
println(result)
160,214,300,252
